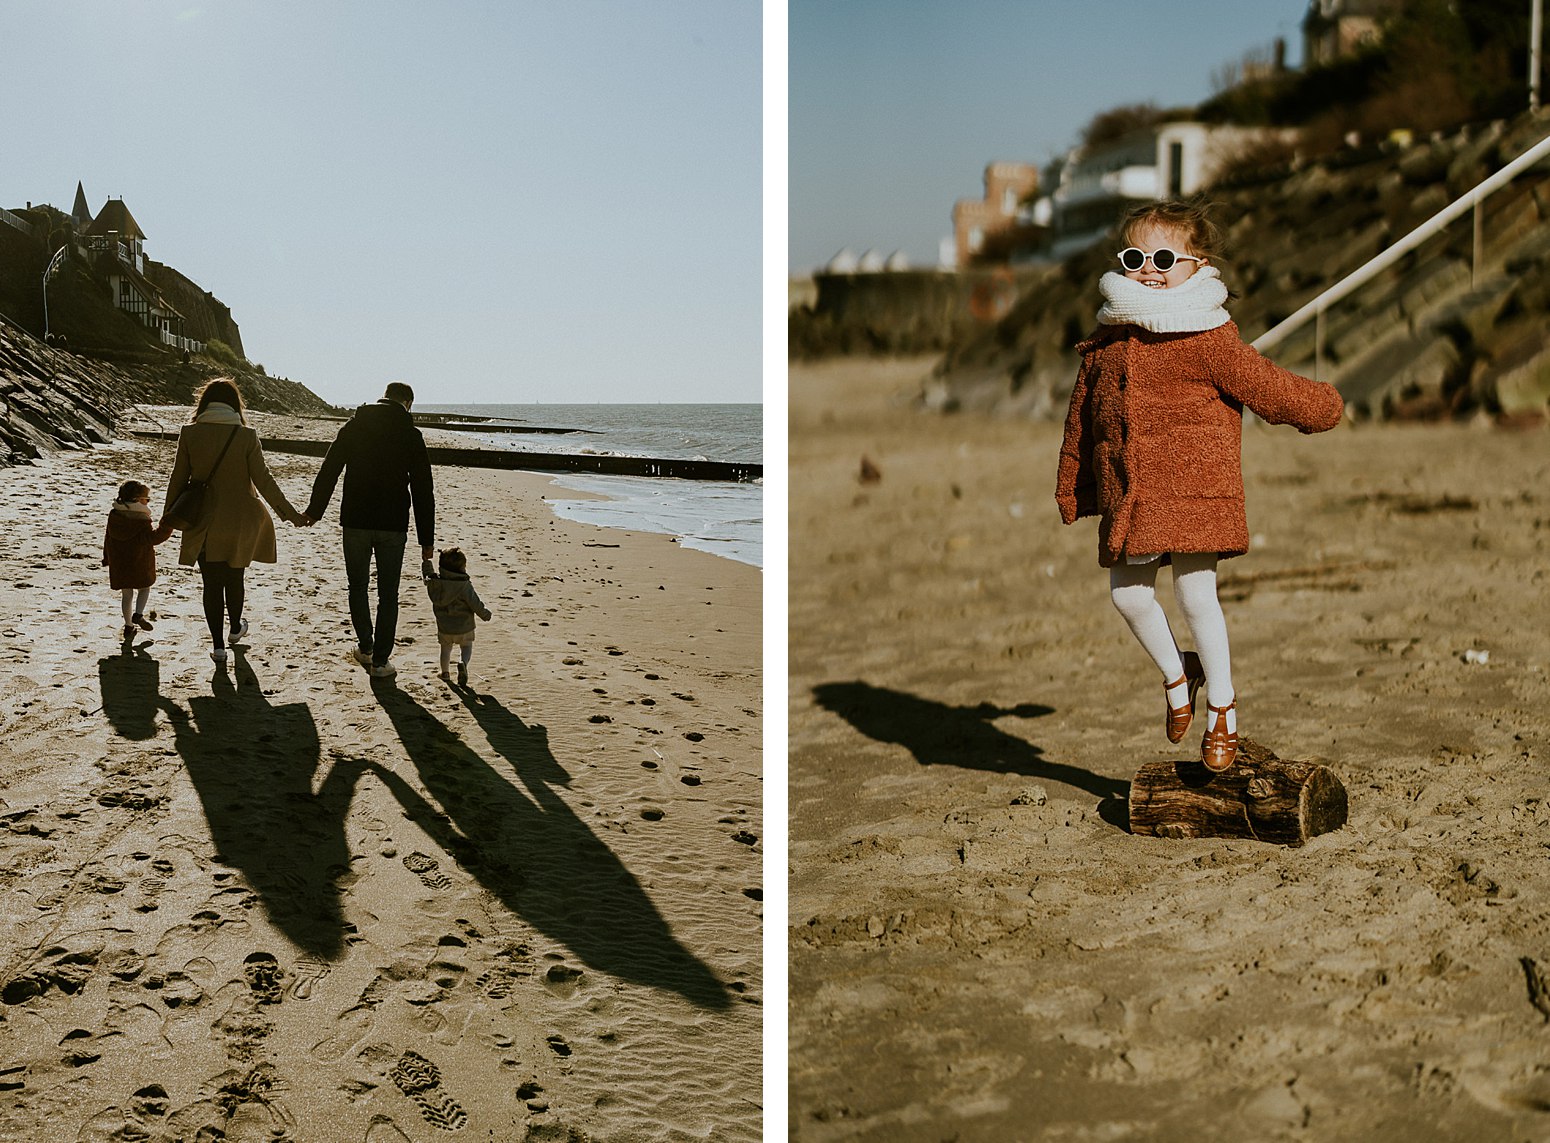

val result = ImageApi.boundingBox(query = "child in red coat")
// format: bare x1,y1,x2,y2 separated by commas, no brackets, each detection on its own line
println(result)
103,480,175,639
1055,200,1343,772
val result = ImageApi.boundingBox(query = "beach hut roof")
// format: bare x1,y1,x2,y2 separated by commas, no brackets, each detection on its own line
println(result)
87,198,145,240
826,247,859,273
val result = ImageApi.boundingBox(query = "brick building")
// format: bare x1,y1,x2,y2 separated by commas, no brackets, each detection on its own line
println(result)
951,162,1041,267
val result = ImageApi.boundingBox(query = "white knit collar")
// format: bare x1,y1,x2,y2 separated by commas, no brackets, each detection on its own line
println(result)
114,500,151,518
1097,265,1230,333
196,402,245,425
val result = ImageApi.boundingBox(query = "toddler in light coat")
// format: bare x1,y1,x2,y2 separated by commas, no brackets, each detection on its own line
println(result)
423,547,492,686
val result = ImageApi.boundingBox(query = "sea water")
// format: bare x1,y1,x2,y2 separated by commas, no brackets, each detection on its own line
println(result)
418,403,762,568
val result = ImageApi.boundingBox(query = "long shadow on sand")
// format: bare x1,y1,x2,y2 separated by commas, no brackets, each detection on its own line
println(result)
163,650,361,960
365,681,730,1011
813,680,1128,801
97,638,164,741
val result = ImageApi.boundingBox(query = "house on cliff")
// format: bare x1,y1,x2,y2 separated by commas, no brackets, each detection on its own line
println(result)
83,197,200,351
1303,0,1402,68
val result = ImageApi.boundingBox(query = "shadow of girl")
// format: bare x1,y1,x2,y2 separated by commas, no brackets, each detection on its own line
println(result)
365,683,731,1011
98,644,164,741
813,679,1128,800
163,651,360,959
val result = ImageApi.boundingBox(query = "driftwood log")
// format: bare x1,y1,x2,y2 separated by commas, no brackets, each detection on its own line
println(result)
1128,737,1348,846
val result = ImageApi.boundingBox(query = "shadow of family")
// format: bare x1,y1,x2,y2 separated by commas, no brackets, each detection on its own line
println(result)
96,645,730,1010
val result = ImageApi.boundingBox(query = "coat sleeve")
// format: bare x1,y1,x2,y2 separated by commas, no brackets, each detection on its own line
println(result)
243,433,304,524
150,518,175,545
1055,354,1099,524
408,432,435,549
305,422,353,520
1206,329,1344,433
469,584,491,622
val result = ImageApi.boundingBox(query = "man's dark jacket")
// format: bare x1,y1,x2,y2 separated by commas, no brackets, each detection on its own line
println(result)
306,400,434,546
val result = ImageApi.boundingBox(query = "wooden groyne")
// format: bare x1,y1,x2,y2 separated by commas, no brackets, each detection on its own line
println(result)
129,431,761,483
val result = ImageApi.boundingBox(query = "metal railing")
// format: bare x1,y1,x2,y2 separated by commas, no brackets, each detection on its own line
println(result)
1252,125,1550,372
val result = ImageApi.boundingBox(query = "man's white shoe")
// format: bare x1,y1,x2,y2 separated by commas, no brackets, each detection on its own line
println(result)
370,662,397,678
211,649,229,665
352,648,373,666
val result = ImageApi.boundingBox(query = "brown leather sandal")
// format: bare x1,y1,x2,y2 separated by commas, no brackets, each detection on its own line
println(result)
1164,651,1205,744
1201,699,1238,772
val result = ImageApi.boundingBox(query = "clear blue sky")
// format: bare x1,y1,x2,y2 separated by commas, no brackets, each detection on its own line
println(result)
2,0,761,406
790,0,1311,274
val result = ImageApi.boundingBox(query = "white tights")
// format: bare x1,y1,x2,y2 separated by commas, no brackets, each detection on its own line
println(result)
120,587,149,625
440,643,473,673
1109,552,1235,732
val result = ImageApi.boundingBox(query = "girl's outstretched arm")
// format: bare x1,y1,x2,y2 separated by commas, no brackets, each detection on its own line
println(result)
1206,326,1344,432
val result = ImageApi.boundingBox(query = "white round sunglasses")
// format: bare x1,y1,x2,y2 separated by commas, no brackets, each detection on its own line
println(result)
1116,246,1204,273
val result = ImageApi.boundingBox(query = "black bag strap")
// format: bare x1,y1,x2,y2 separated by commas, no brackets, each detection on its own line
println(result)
197,425,242,482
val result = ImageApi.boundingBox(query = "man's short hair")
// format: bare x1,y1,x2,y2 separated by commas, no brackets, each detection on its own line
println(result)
384,382,414,405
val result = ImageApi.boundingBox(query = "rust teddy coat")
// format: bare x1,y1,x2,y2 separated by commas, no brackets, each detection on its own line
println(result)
165,418,303,569
102,507,175,590
1055,321,1343,568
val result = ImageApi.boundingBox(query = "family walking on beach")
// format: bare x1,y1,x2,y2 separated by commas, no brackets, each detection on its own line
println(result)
1056,198,1343,773
102,377,492,681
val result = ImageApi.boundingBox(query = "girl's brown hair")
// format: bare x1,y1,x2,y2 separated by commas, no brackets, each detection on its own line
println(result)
191,377,245,422
116,480,148,503
1118,198,1224,262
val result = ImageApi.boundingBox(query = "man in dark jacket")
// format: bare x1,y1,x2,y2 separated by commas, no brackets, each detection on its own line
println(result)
304,382,434,677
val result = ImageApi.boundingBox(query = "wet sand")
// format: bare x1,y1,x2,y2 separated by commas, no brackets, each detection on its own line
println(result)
790,357,1550,1141
0,425,762,1142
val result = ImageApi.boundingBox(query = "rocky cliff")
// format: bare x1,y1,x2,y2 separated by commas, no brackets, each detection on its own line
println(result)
917,112,1550,424
0,320,335,466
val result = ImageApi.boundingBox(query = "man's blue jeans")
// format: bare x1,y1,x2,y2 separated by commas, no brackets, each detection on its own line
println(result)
342,527,406,666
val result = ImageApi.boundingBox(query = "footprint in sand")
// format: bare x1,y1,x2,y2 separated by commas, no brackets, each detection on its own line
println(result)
390,1049,469,1132
365,1115,415,1143
403,852,453,890
311,1004,376,1063
242,952,285,1005
288,956,331,1000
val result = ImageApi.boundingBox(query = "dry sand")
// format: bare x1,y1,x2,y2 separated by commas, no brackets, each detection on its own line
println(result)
790,357,1550,1141
0,426,761,1142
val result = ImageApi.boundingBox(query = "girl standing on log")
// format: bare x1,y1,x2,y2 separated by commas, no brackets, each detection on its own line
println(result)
1055,200,1343,772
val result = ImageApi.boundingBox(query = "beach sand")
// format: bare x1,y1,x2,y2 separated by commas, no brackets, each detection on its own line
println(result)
0,426,761,1142
790,357,1550,1141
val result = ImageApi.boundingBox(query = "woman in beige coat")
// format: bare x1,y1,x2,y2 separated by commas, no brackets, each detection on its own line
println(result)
165,378,309,664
